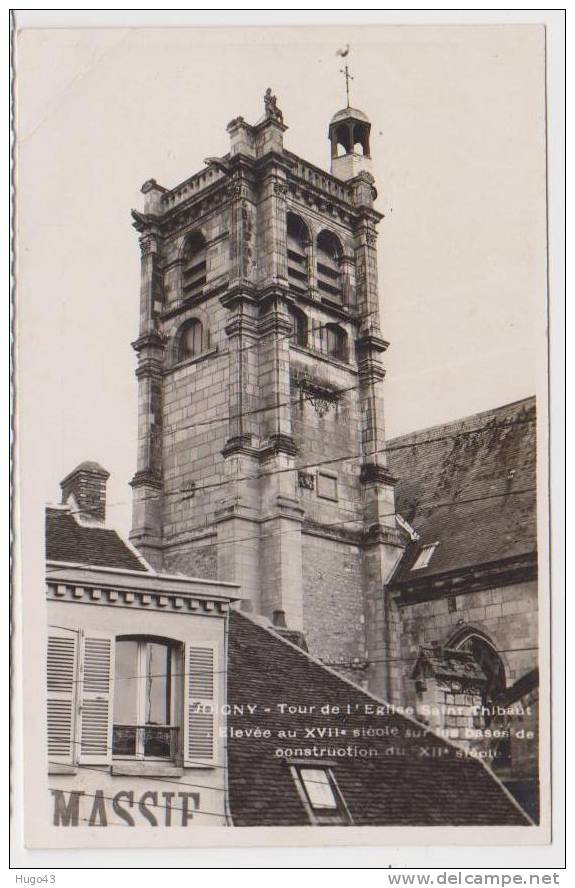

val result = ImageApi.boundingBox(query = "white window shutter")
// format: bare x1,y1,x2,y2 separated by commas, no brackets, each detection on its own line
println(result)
47,627,78,765
183,644,217,767
78,631,115,765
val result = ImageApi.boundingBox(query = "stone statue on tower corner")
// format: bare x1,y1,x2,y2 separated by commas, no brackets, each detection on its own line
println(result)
264,87,283,122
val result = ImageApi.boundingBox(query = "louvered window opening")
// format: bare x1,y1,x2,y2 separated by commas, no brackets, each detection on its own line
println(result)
287,215,309,295
317,232,343,302
179,319,204,361
322,324,348,363
182,234,207,298
289,307,309,349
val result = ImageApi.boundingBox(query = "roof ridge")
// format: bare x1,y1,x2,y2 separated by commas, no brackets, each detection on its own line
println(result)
388,396,536,446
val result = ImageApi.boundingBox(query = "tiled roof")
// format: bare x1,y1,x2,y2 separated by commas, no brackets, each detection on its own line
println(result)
387,398,537,585
227,610,530,827
45,507,147,572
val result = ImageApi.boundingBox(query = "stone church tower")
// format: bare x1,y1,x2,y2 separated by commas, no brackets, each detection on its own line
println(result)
130,91,405,696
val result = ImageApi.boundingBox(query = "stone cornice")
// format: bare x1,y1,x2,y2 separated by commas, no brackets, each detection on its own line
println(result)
359,463,397,486
362,523,406,549
220,284,258,312
130,469,163,490
258,433,299,459
221,434,258,459
286,180,355,226
389,552,538,602
290,289,360,324
46,561,239,593
135,358,165,380
131,330,166,353
289,344,358,376
302,519,363,546
139,178,231,239
356,331,390,354
46,582,230,616
253,150,295,179
357,359,387,383
159,280,230,320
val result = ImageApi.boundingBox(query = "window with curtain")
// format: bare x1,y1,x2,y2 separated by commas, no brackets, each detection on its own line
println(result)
46,626,218,770
113,637,178,760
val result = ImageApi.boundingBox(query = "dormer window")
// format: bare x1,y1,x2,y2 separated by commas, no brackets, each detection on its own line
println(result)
182,232,207,298
411,542,438,571
290,766,352,825
316,230,343,302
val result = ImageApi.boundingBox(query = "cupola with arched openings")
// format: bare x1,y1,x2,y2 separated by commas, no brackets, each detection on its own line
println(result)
328,106,372,181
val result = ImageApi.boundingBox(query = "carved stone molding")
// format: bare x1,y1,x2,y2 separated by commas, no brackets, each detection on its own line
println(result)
298,470,315,490
46,582,228,616
129,469,163,490
221,434,256,458
139,235,157,257
295,375,342,418
273,181,289,197
226,177,245,200
259,433,298,459
359,463,397,486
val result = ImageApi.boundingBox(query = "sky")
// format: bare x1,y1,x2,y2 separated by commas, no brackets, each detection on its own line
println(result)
16,24,547,536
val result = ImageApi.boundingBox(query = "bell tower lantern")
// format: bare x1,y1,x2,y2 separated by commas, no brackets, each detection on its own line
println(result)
329,105,372,181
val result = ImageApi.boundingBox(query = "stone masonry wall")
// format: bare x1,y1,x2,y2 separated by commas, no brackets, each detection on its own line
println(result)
302,533,365,678
394,579,538,709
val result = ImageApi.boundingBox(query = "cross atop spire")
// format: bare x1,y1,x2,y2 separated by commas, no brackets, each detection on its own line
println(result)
340,63,354,106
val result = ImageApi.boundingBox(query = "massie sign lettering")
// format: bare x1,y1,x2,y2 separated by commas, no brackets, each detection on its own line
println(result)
51,788,202,826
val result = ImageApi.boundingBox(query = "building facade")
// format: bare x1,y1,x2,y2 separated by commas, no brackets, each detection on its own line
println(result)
127,91,539,818
44,463,531,832
46,462,240,828
130,91,403,699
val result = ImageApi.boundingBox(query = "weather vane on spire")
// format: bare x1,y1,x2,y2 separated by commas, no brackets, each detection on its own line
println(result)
335,44,353,106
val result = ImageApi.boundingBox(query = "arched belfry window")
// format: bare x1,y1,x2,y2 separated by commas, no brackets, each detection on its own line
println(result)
321,323,348,363
335,125,352,157
316,231,343,302
352,124,369,157
289,305,308,349
287,213,310,294
182,232,207,298
177,318,205,362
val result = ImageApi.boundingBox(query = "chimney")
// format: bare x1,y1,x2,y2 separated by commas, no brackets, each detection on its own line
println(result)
60,461,110,524
272,609,287,628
